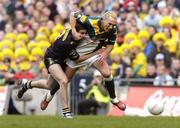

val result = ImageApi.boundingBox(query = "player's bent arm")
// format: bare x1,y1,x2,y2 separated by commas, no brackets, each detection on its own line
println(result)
104,45,114,54
70,11,87,31
70,11,85,40
70,12,77,33
98,45,114,60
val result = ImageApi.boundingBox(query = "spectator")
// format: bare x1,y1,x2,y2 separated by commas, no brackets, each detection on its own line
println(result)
0,64,8,86
14,9,25,26
14,61,34,80
121,66,135,86
139,1,149,21
148,25,158,40
120,44,131,65
153,65,174,86
144,7,162,28
3,57,15,85
26,4,34,20
110,51,129,85
117,8,127,24
163,28,177,56
138,30,154,58
27,29,35,40
155,53,166,67
130,39,147,77
5,23,14,33
146,63,156,78
149,33,171,68
170,58,180,79
157,0,167,16
124,66,134,78
45,0,58,20
117,22,127,45
78,70,109,115
0,2,6,30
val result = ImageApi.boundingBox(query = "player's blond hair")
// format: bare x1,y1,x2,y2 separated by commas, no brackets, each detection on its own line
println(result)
103,11,117,20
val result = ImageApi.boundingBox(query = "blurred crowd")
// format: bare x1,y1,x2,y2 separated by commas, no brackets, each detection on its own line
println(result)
0,0,180,86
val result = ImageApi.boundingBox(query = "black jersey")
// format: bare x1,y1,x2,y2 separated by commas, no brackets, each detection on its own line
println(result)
45,29,79,61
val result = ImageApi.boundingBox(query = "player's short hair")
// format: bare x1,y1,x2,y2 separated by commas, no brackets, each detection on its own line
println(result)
103,11,117,20
75,22,86,32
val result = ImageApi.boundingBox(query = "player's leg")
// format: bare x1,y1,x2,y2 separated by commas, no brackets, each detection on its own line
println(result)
17,75,59,98
40,66,77,114
48,64,74,118
58,66,77,118
39,75,60,110
92,60,126,111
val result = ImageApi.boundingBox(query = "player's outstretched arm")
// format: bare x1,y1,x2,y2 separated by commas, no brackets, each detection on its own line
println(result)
76,48,105,63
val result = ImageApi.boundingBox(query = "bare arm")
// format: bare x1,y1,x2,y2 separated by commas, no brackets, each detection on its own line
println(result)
76,44,113,63
70,12,77,33
103,45,114,55
70,11,84,40
98,45,114,61
75,48,105,63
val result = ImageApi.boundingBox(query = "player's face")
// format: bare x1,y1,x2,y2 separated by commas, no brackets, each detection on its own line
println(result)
102,17,116,32
79,29,87,37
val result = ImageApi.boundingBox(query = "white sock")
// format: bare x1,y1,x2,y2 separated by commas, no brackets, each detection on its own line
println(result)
111,97,119,103
46,92,53,102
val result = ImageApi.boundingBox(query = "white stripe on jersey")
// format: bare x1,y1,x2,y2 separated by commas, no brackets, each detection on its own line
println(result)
76,36,100,55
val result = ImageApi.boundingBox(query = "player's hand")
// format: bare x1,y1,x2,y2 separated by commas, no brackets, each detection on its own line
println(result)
98,52,107,62
72,29,84,40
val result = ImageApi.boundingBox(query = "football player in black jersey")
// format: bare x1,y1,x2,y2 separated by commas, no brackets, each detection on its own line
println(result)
17,23,103,118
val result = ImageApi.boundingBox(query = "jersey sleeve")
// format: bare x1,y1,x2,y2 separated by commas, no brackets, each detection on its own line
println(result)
74,11,88,24
68,47,80,60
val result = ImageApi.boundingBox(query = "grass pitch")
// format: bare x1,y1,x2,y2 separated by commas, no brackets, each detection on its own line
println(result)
0,115,179,128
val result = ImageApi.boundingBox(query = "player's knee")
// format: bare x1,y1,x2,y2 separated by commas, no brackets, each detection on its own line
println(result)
55,76,68,87
60,78,68,86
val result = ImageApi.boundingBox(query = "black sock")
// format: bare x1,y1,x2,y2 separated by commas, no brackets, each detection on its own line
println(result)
104,77,116,99
50,82,60,96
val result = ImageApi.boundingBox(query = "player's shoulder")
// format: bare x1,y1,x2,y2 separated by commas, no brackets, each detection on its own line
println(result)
88,16,101,20
107,26,117,36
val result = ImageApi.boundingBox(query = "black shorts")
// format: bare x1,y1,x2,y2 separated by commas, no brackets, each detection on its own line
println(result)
44,57,67,73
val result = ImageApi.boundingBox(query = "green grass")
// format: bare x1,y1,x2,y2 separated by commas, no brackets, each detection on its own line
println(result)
0,115,179,128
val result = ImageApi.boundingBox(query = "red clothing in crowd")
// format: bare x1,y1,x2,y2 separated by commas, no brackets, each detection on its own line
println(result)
14,71,34,80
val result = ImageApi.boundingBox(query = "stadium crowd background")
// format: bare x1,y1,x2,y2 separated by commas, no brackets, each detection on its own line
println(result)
0,0,180,87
